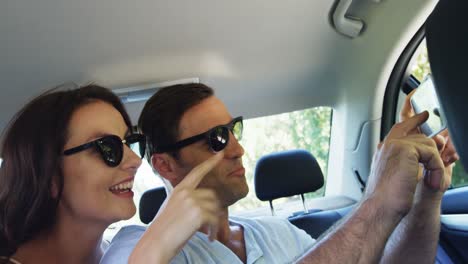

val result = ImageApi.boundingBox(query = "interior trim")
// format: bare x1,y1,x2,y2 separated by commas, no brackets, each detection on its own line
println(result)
380,25,426,140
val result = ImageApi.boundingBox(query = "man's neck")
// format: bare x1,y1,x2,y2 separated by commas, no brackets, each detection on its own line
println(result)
202,208,247,263
215,209,232,243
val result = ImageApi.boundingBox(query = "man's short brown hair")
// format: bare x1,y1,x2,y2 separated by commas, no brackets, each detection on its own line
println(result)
138,83,214,159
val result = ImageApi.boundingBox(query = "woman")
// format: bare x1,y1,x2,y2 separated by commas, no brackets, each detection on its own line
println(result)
0,84,221,263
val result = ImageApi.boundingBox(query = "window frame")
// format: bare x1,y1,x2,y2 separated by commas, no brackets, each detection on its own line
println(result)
381,25,426,140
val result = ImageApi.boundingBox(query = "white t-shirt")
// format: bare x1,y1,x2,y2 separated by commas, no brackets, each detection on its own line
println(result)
100,216,315,264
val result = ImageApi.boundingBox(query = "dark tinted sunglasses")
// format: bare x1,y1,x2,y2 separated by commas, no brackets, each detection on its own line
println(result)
156,116,243,153
63,134,146,167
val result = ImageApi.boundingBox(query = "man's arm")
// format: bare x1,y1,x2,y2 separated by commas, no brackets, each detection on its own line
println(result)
379,182,442,264
297,196,402,263
298,112,446,264
380,93,459,264
380,145,456,264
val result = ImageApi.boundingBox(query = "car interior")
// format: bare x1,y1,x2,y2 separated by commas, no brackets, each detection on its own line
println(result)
1,0,468,263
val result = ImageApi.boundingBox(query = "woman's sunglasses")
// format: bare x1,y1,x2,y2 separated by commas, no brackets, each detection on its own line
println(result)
156,116,243,153
63,134,146,167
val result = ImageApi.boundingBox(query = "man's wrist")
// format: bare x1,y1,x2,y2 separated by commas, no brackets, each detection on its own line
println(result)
360,194,405,226
413,187,443,214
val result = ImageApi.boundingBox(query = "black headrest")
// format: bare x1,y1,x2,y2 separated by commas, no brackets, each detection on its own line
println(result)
139,186,167,224
426,0,468,169
254,149,324,201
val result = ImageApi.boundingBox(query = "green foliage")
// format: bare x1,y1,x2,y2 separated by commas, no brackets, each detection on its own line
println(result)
411,43,432,81
231,107,332,212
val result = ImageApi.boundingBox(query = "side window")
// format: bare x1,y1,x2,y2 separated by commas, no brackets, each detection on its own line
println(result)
405,40,468,189
231,107,332,216
410,40,432,81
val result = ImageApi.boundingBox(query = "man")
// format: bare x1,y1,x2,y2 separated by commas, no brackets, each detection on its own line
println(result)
102,83,456,263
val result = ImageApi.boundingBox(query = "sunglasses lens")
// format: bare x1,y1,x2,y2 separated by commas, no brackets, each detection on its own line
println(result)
209,127,229,152
126,134,146,158
96,136,122,167
232,119,243,141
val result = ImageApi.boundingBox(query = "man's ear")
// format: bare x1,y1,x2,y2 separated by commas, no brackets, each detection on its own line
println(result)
151,153,179,183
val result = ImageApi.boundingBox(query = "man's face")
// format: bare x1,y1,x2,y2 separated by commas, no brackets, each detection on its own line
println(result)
172,96,248,207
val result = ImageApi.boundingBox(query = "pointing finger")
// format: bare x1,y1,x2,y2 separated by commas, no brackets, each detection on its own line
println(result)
388,111,429,139
400,89,417,122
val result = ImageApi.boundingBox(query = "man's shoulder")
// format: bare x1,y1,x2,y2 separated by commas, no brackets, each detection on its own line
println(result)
100,225,146,264
230,215,299,234
230,215,315,262
231,215,315,245
111,225,146,243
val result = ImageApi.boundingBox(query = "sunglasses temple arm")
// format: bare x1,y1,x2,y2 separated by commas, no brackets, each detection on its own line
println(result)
156,133,206,153
63,141,95,155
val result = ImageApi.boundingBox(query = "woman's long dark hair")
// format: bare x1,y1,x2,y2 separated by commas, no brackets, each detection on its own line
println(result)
0,84,132,256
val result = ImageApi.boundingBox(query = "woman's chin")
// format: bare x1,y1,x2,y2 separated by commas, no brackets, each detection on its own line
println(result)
121,204,137,220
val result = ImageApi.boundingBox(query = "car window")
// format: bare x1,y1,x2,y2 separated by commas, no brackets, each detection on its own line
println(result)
407,40,468,189
410,40,432,81
231,106,332,216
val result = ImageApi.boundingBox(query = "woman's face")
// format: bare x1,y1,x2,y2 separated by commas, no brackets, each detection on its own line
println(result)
60,100,141,225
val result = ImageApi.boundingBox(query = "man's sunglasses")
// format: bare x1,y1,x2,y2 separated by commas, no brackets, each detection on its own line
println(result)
63,134,146,167
156,116,243,153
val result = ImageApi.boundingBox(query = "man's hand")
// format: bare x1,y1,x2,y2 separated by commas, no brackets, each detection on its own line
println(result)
297,103,450,264
129,152,224,264
377,90,460,264
400,90,459,195
365,112,445,217
297,114,444,264
298,94,453,264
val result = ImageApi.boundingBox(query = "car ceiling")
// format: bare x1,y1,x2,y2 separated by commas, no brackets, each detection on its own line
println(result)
0,0,437,132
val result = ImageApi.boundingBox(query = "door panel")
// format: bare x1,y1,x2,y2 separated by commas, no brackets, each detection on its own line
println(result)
440,187,468,263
